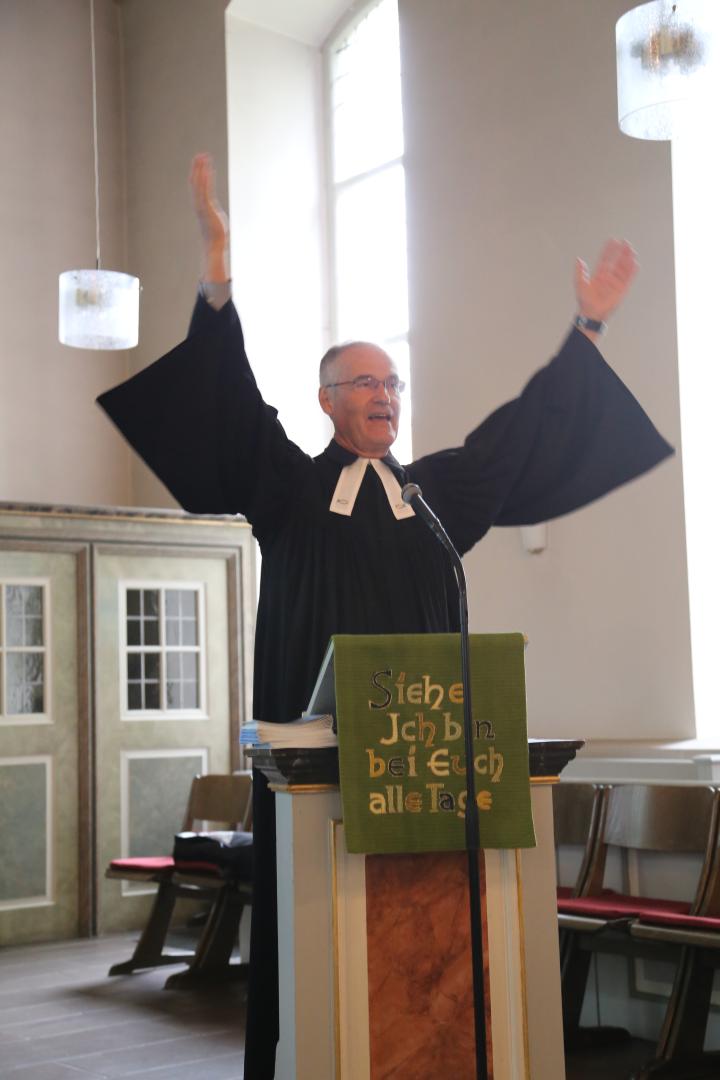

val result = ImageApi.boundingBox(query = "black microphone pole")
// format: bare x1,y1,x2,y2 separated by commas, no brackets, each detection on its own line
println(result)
401,482,487,1080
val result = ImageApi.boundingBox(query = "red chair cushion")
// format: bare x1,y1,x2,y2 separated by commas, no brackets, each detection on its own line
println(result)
109,856,174,873
172,860,225,876
557,885,573,899
635,909,720,931
558,889,691,921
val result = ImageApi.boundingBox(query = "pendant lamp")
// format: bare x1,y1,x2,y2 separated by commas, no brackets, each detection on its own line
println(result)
59,0,139,349
616,0,720,140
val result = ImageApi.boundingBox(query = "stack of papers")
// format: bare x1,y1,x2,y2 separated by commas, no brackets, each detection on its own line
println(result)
241,713,337,750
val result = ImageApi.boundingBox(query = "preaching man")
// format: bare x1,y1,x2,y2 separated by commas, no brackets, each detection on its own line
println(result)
98,153,672,1079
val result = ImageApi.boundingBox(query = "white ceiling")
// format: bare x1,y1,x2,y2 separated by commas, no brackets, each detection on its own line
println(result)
226,0,354,47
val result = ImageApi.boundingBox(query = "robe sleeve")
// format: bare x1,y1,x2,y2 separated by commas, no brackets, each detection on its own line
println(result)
96,296,308,527
408,327,674,557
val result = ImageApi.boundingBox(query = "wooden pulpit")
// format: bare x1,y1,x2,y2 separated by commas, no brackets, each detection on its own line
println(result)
251,739,581,1080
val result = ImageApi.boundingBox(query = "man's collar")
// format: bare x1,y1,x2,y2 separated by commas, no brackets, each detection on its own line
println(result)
322,438,405,478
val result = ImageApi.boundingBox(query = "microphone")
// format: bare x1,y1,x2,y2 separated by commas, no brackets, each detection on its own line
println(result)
401,482,458,563
402,478,487,1078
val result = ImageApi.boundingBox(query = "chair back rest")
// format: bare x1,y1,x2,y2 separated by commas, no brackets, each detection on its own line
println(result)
182,773,253,832
553,782,607,896
553,782,603,846
584,783,720,905
603,784,717,853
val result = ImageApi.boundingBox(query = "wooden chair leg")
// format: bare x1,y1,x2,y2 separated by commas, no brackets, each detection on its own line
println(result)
108,879,193,975
164,886,249,989
633,948,718,1079
561,935,631,1050
561,935,594,1043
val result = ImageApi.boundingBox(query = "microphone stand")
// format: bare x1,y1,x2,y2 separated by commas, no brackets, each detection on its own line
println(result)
401,483,488,1080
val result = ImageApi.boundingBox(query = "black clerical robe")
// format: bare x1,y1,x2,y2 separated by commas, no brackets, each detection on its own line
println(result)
98,296,672,1079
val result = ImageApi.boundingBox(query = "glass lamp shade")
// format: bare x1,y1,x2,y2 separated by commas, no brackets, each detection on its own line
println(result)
617,0,720,140
58,269,139,350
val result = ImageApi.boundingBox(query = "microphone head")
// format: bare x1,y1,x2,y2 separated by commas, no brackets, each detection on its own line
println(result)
401,482,422,505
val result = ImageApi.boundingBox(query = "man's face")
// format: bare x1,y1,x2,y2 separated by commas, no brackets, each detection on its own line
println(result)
318,344,401,458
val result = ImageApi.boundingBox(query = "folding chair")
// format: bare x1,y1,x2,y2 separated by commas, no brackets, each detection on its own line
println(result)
105,772,252,982
558,783,720,1053
553,781,608,900
630,800,720,1078
553,782,608,968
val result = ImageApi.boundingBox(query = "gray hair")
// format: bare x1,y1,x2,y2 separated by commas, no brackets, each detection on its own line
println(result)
319,341,381,385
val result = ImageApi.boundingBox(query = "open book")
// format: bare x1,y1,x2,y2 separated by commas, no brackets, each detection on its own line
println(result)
241,712,337,750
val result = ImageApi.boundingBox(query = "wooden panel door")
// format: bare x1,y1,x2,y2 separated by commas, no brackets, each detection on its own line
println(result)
95,545,241,934
0,545,88,945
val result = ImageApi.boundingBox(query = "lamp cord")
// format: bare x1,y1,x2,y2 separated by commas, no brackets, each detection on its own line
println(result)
90,0,101,271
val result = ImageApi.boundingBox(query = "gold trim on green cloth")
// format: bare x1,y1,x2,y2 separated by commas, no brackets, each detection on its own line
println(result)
333,633,535,854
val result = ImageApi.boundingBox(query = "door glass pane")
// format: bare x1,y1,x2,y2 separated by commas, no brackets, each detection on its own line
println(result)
123,586,202,715
5,585,44,647
6,653,44,714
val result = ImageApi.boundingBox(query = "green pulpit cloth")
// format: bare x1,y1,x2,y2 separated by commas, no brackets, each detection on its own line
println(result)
332,633,535,854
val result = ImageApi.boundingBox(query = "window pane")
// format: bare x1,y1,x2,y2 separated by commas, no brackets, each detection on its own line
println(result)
181,653,198,681
6,613,24,647
145,682,160,710
6,653,44,714
23,586,43,616
127,654,141,680
128,683,142,710
5,586,24,616
166,681,181,708
4,586,43,648
182,681,198,709
166,653,181,679
335,164,409,342
181,619,197,647
166,618,180,646
144,618,159,646
383,339,412,465
143,591,159,616
331,0,403,183
165,590,180,616
144,653,160,682
127,618,141,647
126,589,141,616
180,592,196,618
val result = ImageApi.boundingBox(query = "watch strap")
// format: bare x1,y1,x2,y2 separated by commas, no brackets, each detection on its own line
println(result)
574,313,606,334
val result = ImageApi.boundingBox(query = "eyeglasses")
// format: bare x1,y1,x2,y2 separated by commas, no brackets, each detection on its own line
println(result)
323,374,406,395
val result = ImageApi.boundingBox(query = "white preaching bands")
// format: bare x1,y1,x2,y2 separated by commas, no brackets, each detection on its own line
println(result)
329,457,415,520
199,282,414,521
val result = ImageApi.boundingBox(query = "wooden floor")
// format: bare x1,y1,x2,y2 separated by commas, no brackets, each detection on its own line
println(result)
566,1037,658,1080
0,934,245,1079
0,933,664,1079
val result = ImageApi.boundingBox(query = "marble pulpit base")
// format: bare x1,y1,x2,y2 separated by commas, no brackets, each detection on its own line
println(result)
273,783,565,1080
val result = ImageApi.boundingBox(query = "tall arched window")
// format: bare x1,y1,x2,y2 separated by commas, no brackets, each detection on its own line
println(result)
672,131,720,739
326,0,412,463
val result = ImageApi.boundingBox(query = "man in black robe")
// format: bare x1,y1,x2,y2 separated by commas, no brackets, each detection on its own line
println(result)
98,154,672,1079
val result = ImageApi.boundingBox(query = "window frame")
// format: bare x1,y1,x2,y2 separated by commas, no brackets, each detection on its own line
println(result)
0,578,51,727
118,580,208,722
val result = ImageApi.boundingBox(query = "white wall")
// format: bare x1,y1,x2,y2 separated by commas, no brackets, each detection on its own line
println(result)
120,0,230,509
0,0,131,506
398,0,694,742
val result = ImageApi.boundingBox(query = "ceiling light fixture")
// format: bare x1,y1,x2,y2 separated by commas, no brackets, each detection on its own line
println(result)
59,0,139,349
616,0,720,140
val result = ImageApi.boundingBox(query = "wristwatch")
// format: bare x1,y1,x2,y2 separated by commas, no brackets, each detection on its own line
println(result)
574,313,606,334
